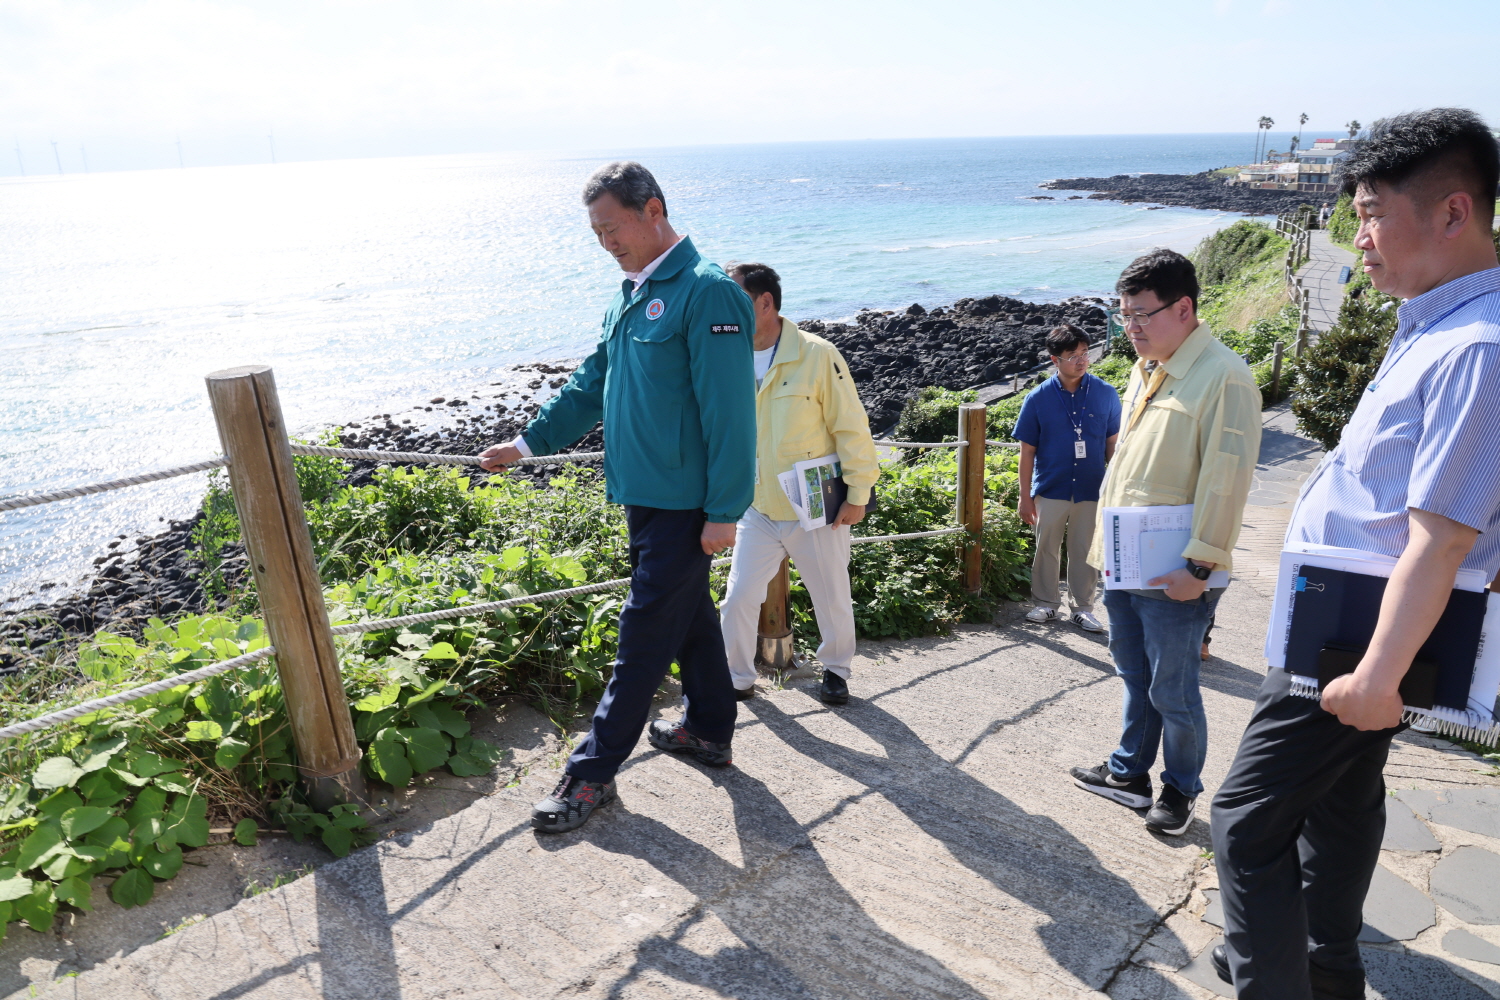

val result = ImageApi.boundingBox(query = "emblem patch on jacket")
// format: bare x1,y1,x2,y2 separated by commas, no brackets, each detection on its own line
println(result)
710,324,741,335
645,298,665,321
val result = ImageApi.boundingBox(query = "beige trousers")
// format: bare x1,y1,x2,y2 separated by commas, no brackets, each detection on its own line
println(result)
1031,498,1099,614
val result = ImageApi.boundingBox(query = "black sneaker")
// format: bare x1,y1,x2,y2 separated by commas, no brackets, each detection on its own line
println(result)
1144,784,1196,835
1070,763,1153,809
532,773,615,834
733,685,756,701
647,719,733,767
819,670,849,705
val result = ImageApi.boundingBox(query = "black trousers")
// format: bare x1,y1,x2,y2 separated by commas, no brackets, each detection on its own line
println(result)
1210,667,1403,999
566,506,737,782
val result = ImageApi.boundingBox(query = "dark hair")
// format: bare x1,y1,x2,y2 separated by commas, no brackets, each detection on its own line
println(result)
1341,108,1499,227
1045,324,1088,357
724,261,782,311
582,161,668,217
1116,248,1200,310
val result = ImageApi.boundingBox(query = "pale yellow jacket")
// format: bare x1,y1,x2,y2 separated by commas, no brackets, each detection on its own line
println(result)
752,319,879,521
1086,321,1262,572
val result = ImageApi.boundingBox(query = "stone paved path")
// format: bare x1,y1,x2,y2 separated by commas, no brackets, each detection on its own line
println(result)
6,410,1500,1000
1299,229,1360,336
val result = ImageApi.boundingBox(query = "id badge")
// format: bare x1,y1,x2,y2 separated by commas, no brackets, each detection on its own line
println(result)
1074,440,1087,459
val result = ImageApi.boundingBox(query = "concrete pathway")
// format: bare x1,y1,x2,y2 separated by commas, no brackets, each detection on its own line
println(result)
7,412,1500,1000
1298,230,1360,335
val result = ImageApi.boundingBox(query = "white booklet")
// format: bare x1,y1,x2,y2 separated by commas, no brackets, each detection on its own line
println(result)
776,454,845,532
1101,504,1230,591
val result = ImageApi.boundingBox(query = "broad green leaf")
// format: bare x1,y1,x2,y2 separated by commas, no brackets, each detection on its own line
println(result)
184,720,223,741
84,817,130,852
404,678,448,707
352,683,401,713
234,620,261,642
320,824,354,857
109,767,150,788
31,757,84,790
365,738,412,788
15,824,65,872
76,647,126,683
36,789,83,818
0,900,12,932
426,704,471,739
211,637,242,659
153,775,193,795
77,770,128,807
142,844,182,880
214,737,251,769
54,877,92,912
143,618,175,644
110,868,154,909
128,753,184,778
164,795,209,849
59,807,112,840
232,819,258,847
446,752,487,777
0,784,30,823
398,728,451,775
0,869,33,902
420,642,459,661
124,786,167,828
15,880,55,931
41,852,86,882
132,818,165,856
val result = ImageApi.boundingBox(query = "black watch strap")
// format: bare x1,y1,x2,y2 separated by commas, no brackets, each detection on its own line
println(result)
1185,560,1212,581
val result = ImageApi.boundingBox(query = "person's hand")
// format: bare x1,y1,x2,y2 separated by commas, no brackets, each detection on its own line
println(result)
701,520,737,556
1320,670,1405,731
1146,566,1210,602
477,444,522,472
832,502,866,527
1018,495,1038,527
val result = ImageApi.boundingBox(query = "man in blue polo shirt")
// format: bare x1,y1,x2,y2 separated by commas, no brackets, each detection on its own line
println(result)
1015,325,1121,633
478,161,755,834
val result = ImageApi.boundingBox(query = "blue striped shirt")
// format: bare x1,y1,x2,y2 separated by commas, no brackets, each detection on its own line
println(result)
1289,267,1500,578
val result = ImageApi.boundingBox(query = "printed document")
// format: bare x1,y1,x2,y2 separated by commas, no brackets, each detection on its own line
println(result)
1101,504,1230,590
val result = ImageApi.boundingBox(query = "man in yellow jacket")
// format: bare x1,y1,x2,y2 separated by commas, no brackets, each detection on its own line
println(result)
719,263,880,705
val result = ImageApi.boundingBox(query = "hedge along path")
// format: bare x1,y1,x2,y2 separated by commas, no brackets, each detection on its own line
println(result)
0,522,969,742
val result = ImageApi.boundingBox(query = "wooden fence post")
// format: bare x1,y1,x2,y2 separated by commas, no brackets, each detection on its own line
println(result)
755,557,795,672
1271,340,1285,400
205,365,365,811
957,402,987,594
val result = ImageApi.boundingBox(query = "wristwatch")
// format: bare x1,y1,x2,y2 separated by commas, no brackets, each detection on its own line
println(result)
1185,560,1213,581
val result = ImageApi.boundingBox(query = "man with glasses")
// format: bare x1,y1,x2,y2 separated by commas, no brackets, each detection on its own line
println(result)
1015,324,1121,633
1069,249,1261,836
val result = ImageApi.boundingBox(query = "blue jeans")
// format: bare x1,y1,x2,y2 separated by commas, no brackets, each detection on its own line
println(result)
567,506,737,782
1104,588,1219,798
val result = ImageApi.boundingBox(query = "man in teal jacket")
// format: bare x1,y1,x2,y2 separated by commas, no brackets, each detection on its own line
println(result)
479,161,756,833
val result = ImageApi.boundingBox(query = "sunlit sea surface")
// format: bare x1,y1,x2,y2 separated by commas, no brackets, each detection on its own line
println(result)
1,134,1271,600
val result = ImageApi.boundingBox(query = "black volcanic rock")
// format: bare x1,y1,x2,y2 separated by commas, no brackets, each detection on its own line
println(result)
1042,171,1316,215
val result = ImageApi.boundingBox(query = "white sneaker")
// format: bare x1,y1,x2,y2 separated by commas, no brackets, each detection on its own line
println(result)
1025,606,1058,624
1071,611,1105,633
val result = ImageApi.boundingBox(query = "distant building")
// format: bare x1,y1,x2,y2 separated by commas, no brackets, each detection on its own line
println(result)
1231,138,1358,194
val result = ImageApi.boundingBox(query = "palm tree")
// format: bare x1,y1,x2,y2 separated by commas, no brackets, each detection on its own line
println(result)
1256,116,1275,163
1346,120,1361,140
1290,112,1309,156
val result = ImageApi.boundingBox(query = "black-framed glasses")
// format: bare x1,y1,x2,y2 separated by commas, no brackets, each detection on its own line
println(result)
1110,302,1174,328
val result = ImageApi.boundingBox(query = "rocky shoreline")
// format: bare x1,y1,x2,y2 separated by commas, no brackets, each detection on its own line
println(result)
0,294,1108,668
1041,170,1324,215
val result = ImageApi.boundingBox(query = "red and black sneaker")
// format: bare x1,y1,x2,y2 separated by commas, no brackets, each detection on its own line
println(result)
531,773,616,834
647,719,733,767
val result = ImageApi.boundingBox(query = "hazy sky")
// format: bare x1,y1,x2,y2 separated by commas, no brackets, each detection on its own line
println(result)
2,0,1496,173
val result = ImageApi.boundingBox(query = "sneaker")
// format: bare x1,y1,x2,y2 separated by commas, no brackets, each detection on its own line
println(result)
531,773,615,834
733,685,756,702
1025,606,1058,624
647,719,733,767
1144,784,1196,835
1071,610,1105,633
1070,763,1153,809
819,670,849,705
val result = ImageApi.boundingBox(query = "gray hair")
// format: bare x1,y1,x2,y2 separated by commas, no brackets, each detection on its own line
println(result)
582,161,668,217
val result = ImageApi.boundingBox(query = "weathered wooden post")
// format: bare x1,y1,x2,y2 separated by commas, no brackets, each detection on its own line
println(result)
957,402,987,594
755,557,795,672
205,366,365,810
1271,340,1285,400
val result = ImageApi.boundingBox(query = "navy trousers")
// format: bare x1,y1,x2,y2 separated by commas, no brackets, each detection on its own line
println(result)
1211,667,1402,999
566,506,738,782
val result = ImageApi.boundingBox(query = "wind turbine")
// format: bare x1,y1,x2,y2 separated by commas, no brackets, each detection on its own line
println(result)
12,138,22,176
50,141,62,174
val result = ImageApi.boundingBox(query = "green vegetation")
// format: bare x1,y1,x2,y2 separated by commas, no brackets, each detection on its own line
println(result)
1192,221,1300,404
0,442,1031,935
1326,193,1358,249
1289,271,1398,450
891,385,1029,444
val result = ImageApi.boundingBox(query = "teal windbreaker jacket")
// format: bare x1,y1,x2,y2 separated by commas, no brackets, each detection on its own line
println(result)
520,237,757,523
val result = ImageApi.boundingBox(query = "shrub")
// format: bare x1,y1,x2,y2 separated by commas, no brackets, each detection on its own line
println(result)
1193,220,1285,286
1290,275,1398,449
1326,193,1358,247
892,385,1035,445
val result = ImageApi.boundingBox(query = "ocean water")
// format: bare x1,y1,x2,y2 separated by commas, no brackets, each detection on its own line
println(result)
0,133,1272,600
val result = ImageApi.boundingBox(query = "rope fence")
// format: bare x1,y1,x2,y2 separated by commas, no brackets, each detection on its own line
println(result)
0,458,229,513
288,444,604,468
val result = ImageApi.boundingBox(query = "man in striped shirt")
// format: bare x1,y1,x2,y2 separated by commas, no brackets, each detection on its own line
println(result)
1211,109,1500,1000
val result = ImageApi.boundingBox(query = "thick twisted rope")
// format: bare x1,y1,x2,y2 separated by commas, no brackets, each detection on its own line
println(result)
872,439,966,449
288,444,603,468
0,646,276,740
0,458,229,513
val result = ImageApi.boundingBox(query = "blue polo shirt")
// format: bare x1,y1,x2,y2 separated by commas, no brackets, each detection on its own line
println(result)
1013,372,1121,502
